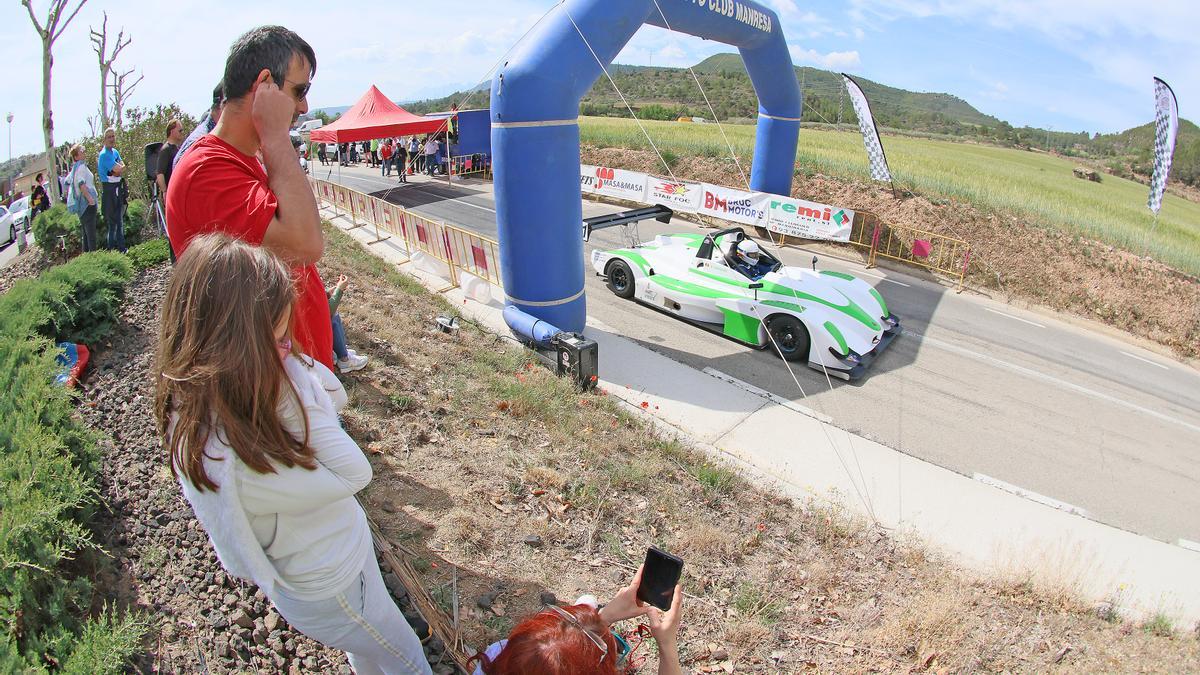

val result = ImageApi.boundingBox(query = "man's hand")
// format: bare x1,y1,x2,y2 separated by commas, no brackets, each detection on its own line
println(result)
252,69,297,143
645,584,683,648
336,274,349,291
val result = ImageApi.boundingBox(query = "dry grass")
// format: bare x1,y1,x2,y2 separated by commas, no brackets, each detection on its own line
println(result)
319,222,1200,672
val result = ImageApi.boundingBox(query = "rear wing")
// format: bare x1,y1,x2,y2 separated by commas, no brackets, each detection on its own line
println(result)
582,205,672,243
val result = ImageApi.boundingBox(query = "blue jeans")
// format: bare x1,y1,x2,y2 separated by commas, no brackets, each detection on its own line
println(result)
332,313,349,361
102,181,126,252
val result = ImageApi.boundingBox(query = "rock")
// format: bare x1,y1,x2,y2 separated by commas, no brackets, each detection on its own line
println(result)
265,611,281,632
223,593,238,607
268,636,286,654
230,608,254,630
209,614,229,630
522,534,544,548
214,636,231,658
381,501,396,513
253,627,268,646
384,572,408,599
476,592,497,610
539,590,558,606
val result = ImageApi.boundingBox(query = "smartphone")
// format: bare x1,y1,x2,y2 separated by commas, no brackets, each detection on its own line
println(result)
636,547,684,611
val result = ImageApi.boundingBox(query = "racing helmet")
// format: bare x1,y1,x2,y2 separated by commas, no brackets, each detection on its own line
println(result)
736,239,761,266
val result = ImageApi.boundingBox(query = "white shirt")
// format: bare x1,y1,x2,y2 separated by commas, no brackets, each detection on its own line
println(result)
177,356,371,601
424,139,438,155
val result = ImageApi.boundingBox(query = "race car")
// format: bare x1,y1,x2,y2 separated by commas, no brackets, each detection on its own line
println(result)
591,226,900,380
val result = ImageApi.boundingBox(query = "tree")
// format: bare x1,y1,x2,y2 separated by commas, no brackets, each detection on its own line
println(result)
23,0,88,206
111,68,143,129
89,11,131,131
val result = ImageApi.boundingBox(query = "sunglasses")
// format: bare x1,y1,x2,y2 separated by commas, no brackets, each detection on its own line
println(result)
284,78,311,101
542,604,609,666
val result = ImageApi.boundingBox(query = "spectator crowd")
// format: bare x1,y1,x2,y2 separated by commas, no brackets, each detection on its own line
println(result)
140,24,684,675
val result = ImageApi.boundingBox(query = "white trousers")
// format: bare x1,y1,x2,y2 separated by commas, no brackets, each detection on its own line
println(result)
270,553,432,675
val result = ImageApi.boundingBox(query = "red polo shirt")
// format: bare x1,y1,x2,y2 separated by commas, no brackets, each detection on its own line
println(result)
166,134,333,368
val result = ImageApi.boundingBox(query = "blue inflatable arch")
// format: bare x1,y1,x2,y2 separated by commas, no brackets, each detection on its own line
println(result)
492,0,802,337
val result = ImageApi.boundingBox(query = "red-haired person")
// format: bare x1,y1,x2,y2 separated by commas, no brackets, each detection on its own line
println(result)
469,567,683,675
156,234,431,674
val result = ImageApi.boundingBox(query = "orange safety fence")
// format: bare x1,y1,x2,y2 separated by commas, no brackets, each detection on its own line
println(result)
309,177,502,290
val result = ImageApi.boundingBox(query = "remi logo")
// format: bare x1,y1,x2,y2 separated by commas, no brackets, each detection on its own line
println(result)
833,209,849,227
656,182,690,196
595,166,615,190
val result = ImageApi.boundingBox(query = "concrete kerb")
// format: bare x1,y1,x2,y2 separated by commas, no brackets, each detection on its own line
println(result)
325,205,1200,626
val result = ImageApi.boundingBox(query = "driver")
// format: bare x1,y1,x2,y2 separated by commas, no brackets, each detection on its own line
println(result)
733,239,773,280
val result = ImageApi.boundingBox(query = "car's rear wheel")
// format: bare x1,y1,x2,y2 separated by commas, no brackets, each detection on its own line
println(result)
606,259,636,299
767,315,810,362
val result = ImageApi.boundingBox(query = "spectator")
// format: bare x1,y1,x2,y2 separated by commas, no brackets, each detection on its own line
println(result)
30,172,50,220
156,118,185,195
176,82,225,169
349,142,358,164
97,127,128,253
469,567,683,675
66,144,99,252
155,234,432,675
328,274,368,372
380,139,393,177
166,25,333,369
394,137,408,184
317,142,328,166
370,138,380,168
423,135,438,176
408,136,421,174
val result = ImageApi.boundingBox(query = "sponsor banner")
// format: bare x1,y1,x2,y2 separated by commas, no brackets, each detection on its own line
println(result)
766,197,854,242
580,164,647,202
645,176,702,212
698,183,768,227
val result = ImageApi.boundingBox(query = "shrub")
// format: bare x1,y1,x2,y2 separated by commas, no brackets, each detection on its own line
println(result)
0,251,133,344
124,199,147,246
32,204,82,257
126,238,171,271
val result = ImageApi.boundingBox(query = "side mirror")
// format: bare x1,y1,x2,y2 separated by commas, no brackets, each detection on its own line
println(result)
749,282,763,300
582,222,591,243
811,256,818,271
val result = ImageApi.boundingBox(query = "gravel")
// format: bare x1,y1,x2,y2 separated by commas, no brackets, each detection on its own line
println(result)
70,262,451,672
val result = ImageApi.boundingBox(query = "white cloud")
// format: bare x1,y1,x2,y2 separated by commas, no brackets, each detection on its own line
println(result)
761,0,800,18
789,46,862,70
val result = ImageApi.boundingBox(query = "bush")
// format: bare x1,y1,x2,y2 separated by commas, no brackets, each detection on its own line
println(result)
32,204,82,258
126,238,171,271
124,199,147,246
0,251,133,344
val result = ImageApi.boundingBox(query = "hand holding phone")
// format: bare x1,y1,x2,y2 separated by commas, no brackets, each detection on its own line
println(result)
636,547,683,611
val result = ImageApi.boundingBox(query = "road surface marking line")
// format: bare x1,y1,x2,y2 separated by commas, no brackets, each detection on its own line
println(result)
1178,539,1200,553
972,473,1091,518
981,306,1045,328
908,330,1200,436
1120,351,1170,371
407,186,497,213
702,367,834,423
845,269,911,287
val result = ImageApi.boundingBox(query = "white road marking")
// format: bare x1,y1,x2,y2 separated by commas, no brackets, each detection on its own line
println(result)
909,330,1200,436
332,173,498,213
973,473,1091,518
981,306,1046,328
849,269,911,287
1178,538,1200,553
408,185,497,213
702,367,834,423
1120,351,1170,371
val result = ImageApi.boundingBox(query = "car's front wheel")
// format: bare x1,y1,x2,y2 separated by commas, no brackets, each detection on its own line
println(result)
7,225,14,246
606,259,636,299
767,315,810,362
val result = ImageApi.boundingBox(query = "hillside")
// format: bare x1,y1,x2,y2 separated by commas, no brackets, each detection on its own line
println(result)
1092,119,1200,186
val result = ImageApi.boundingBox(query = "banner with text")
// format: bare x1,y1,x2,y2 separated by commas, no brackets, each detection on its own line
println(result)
578,164,852,241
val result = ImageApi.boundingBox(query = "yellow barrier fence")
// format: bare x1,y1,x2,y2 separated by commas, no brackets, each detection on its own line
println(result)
309,177,502,290
448,154,492,178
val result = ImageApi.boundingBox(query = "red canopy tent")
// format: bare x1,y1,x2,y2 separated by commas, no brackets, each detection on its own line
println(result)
310,85,448,143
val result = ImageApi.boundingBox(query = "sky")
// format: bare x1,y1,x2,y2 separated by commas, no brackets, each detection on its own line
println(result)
0,0,1196,159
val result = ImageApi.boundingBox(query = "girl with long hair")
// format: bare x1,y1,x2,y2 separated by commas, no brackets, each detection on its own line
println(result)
155,233,430,675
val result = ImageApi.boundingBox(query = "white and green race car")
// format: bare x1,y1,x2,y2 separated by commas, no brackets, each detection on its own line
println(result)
591,227,901,380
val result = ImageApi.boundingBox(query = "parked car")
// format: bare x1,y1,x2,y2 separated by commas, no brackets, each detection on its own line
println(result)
8,196,30,233
1,204,16,247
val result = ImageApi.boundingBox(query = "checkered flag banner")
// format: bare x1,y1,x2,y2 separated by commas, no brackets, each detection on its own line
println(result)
1148,77,1179,215
843,74,892,183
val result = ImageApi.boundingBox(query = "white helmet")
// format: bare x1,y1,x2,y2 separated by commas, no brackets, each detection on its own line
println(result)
736,239,761,266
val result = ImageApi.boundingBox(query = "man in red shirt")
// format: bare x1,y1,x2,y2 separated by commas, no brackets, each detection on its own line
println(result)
167,26,332,368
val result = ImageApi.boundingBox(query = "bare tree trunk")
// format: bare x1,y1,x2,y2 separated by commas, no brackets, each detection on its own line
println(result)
112,69,143,131
23,0,88,206
90,12,130,132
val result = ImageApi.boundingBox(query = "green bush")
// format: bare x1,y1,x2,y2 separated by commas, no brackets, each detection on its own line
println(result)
124,200,147,246
126,238,170,271
32,204,82,258
0,251,133,344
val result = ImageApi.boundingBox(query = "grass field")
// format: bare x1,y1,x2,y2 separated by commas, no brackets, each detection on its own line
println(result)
579,116,1200,277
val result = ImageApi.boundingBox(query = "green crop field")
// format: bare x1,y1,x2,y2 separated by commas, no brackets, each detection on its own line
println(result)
579,116,1200,277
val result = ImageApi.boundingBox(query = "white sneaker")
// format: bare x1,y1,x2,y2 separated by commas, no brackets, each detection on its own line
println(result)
336,353,368,373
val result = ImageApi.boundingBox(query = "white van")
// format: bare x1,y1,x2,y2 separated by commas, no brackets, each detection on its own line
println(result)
296,119,323,141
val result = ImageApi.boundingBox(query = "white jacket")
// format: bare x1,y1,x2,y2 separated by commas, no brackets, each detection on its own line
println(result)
176,356,370,599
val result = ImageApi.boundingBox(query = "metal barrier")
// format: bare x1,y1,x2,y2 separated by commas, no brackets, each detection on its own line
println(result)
309,177,502,291
448,154,492,178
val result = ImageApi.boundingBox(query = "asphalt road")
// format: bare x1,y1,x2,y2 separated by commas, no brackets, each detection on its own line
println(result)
323,165,1200,545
